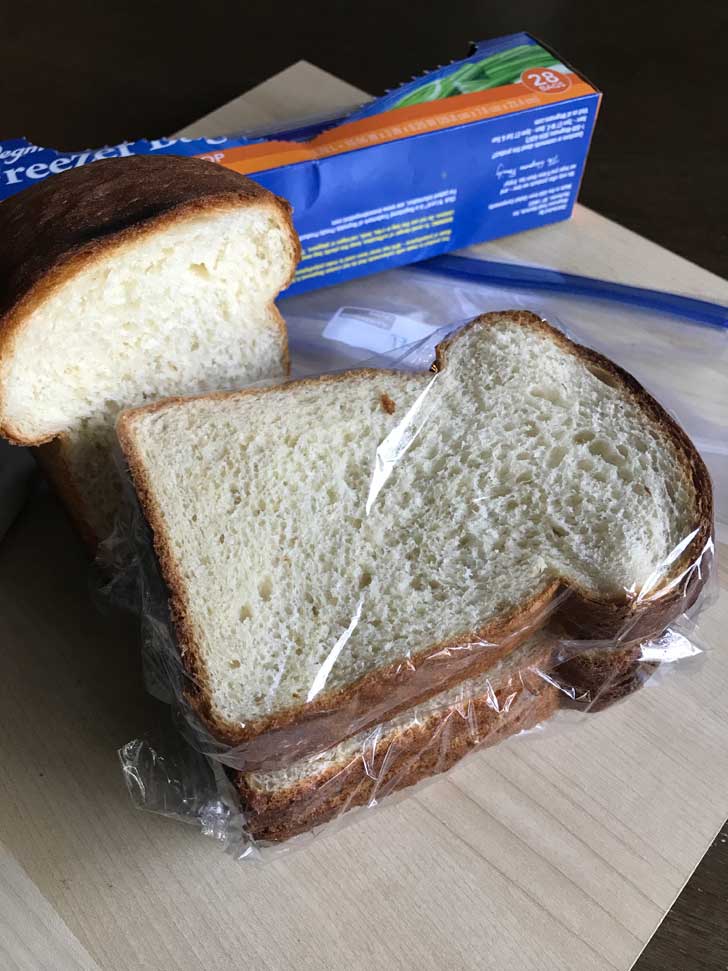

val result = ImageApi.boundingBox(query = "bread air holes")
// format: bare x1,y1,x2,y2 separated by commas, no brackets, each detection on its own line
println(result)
546,444,568,469
529,385,567,408
549,519,568,539
343,461,361,491
588,437,625,467
632,481,653,499
190,263,211,280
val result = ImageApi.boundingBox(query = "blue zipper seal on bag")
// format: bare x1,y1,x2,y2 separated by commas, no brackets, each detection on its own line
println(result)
418,255,728,330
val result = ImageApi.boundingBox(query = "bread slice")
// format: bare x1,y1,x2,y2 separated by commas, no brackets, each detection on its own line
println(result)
118,311,712,770
551,642,659,712
234,638,559,842
236,635,657,843
0,155,299,546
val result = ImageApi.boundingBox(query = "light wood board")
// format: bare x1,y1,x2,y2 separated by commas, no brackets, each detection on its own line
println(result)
1,63,726,971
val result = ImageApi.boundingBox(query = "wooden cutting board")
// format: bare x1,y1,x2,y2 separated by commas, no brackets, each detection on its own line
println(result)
1,64,726,971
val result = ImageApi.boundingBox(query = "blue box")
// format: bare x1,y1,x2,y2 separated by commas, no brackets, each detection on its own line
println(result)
0,34,600,296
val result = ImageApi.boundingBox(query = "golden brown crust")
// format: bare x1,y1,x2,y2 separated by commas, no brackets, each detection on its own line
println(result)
118,310,714,771
552,644,659,711
237,642,553,815
238,675,560,843
0,154,299,444
234,639,660,842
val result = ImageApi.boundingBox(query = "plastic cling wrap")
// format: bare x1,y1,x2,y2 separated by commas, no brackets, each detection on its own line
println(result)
113,258,723,860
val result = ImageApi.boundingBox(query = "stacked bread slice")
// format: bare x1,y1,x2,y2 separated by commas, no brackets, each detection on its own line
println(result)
119,311,713,841
235,636,559,842
0,155,299,547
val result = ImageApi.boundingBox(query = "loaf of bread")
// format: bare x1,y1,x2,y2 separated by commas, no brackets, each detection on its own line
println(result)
0,155,299,547
118,311,712,771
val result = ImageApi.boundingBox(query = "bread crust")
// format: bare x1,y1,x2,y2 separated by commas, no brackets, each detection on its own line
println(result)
552,644,659,712
118,310,714,771
234,640,657,842
238,641,553,814
0,154,300,445
237,670,560,842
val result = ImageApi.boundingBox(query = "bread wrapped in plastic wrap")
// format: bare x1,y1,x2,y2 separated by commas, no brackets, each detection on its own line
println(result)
111,260,720,860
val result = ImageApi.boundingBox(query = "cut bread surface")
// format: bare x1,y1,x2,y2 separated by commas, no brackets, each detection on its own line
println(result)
0,155,299,544
119,311,711,763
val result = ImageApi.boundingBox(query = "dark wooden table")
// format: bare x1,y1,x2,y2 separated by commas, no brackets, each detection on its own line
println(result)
3,2,726,966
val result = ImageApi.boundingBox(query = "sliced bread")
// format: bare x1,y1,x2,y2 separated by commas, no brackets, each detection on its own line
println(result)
118,311,713,769
236,635,657,843
0,155,299,546
234,637,559,842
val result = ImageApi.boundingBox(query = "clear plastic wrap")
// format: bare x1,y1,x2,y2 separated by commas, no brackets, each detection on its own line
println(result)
110,256,723,860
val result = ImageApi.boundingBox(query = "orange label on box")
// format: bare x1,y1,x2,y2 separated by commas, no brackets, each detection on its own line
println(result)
197,73,596,176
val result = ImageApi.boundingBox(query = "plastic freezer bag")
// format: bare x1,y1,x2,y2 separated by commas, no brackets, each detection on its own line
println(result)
283,257,727,531
114,256,724,860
